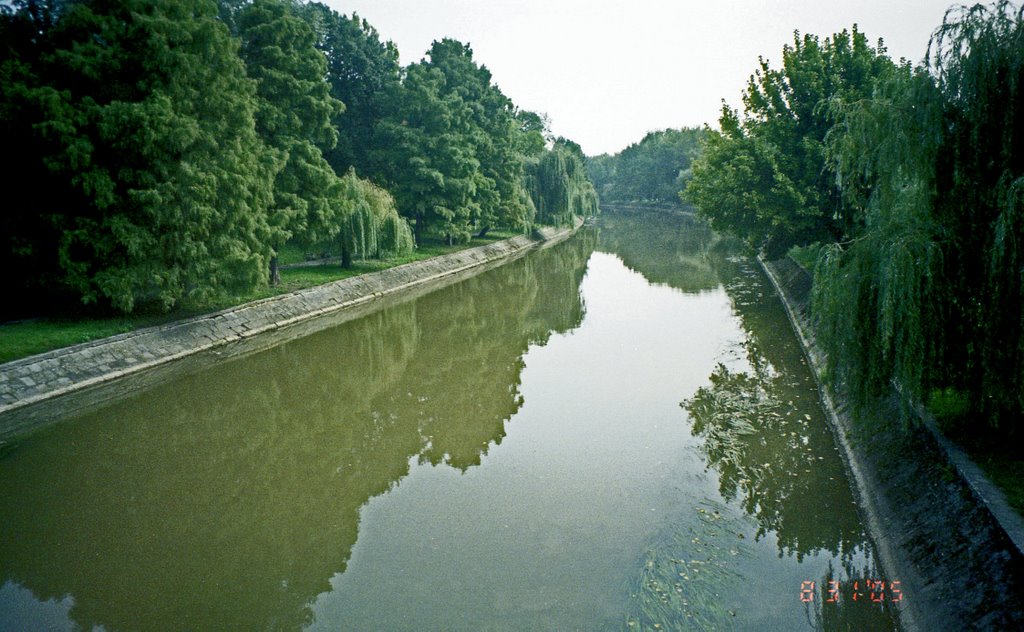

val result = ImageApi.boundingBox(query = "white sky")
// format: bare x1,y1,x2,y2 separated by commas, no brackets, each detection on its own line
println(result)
324,0,957,156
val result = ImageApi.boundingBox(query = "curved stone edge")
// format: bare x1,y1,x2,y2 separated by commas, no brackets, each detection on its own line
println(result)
0,221,581,439
759,255,1024,631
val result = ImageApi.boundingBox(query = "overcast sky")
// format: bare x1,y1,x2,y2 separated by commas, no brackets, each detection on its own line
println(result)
324,0,958,156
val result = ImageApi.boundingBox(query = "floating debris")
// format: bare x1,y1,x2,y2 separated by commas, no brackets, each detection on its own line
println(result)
625,499,753,630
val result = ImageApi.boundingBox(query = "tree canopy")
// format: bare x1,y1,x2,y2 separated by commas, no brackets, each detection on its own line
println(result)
686,2,1024,443
0,0,592,316
1,0,277,314
587,128,705,207
685,27,896,257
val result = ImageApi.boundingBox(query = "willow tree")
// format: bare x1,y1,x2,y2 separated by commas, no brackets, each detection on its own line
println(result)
335,170,414,266
928,0,1024,435
814,1,1024,441
813,63,945,416
525,139,598,227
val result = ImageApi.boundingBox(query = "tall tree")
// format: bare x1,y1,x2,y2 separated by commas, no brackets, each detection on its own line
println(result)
788,2,1023,440
374,59,480,243
235,0,345,284
1,0,276,314
686,27,896,257
587,128,705,206
928,0,1024,434
813,62,944,417
298,3,400,180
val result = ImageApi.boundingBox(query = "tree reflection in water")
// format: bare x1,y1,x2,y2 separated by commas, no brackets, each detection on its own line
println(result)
682,263,865,562
599,211,898,630
0,231,595,631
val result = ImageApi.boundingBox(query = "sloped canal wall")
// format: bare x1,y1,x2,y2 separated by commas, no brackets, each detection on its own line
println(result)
760,256,1024,631
0,223,579,440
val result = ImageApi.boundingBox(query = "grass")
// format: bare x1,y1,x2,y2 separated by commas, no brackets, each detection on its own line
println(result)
0,230,526,365
929,388,1024,517
0,318,138,364
788,242,822,272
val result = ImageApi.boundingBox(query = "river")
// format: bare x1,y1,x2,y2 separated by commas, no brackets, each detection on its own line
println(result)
0,212,901,630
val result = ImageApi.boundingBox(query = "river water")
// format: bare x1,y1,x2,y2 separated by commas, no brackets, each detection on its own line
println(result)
0,212,901,630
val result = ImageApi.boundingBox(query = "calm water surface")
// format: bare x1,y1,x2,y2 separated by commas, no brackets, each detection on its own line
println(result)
0,213,900,630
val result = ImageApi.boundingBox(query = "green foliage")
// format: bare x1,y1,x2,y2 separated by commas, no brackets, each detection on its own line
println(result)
685,111,808,257
1,0,276,314
525,139,599,227
0,0,591,319
373,39,552,241
374,58,480,243
298,3,400,179
685,27,896,257
813,1,1024,440
587,127,705,205
813,63,944,416
235,0,346,272
336,170,414,261
927,0,1024,433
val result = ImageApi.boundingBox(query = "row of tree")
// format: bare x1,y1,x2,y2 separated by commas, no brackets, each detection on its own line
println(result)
685,1,1023,443
0,0,597,316
587,128,705,207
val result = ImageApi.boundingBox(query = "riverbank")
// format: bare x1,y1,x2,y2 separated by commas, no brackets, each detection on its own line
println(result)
0,222,580,440
759,256,1024,631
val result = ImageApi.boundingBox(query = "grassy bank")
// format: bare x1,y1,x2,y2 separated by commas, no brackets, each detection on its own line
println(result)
0,231,519,365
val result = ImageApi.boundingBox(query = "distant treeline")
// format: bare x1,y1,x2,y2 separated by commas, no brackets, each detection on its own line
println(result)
586,128,705,207
684,1,1024,443
0,0,598,316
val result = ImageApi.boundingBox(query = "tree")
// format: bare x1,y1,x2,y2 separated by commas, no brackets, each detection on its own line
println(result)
685,27,896,257
374,59,481,243
813,62,944,417
525,138,599,227
335,169,414,266
927,0,1024,435
802,2,1024,441
587,127,705,206
298,3,400,180
234,0,346,284
684,107,808,256
1,0,276,314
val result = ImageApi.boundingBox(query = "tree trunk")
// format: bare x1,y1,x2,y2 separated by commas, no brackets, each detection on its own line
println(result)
414,214,424,244
341,242,352,268
476,225,490,239
269,254,281,286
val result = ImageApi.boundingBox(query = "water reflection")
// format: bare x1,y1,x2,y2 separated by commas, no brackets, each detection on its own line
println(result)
0,232,595,631
597,210,731,293
601,213,865,561
806,559,903,631
600,211,898,630
683,355,864,560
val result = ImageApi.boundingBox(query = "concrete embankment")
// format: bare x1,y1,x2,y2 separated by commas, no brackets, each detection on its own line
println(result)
0,222,580,440
759,256,1024,631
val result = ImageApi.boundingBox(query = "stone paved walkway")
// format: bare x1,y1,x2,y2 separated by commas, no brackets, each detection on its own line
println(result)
0,224,576,437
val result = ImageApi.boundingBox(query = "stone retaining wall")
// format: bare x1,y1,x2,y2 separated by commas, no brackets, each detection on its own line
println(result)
0,223,579,439
760,255,1024,631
